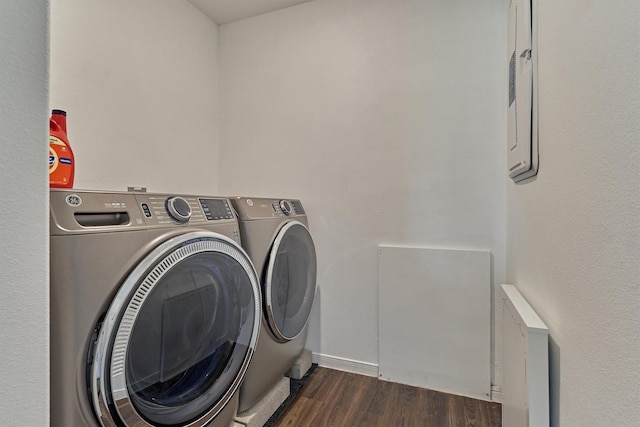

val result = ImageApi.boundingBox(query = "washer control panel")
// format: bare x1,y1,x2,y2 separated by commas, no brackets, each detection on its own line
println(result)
50,190,237,233
135,194,234,225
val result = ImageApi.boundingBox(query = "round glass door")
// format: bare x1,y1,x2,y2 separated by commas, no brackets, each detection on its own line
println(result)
90,231,260,427
265,221,317,342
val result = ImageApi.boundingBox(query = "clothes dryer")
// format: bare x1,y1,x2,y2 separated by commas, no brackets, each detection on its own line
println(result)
229,197,317,413
50,189,261,427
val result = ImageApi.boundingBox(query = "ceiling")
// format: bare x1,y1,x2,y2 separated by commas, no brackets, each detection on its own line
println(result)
188,0,314,25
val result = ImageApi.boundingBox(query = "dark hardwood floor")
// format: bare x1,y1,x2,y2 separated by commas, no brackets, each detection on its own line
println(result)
274,367,501,427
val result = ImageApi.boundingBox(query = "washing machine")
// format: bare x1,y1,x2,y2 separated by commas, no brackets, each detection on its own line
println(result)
50,189,261,427
229,197,317,413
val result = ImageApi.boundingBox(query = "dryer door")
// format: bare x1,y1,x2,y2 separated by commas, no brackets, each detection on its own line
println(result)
90,231,260,427
264,220,317,342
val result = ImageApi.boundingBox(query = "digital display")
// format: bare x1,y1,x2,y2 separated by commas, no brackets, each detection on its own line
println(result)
199,198,234,221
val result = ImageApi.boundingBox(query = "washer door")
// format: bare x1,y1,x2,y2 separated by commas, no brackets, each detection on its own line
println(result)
90,231,260,427
264,220,317,342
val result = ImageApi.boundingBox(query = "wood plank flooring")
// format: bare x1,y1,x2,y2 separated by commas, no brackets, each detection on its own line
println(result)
274,367,501,427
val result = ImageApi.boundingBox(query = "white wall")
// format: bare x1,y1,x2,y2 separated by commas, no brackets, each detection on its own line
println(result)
219,0,507,375
0,1,50,425
507,1,640,425
50,0,220,194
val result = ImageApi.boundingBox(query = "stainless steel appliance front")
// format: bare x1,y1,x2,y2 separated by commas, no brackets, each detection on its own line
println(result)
50,190,260,427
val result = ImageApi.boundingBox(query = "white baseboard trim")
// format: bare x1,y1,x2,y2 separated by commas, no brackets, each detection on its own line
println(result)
312,353,379,378
311,353,503,403
491,385,502,403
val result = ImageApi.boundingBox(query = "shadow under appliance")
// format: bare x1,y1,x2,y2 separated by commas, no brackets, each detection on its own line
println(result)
229,197,317,413
50,189,261,427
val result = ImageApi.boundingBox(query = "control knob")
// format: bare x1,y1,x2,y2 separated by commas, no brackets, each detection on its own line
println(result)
166,196,192,223
279,200,292,216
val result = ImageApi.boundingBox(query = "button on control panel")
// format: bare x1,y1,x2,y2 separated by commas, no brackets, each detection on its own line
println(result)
141,203,152,218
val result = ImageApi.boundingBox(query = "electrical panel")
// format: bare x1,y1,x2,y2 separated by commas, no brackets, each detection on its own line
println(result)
508,0,538,182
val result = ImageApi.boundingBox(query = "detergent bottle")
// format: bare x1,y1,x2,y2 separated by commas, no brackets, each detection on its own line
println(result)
49,109,75,188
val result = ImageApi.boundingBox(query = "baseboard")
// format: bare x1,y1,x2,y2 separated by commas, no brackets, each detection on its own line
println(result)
491,385,502,403
312,353,379,378
312,352,502,403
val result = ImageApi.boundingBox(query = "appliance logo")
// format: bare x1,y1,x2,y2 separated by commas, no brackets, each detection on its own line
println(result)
65,194,82,207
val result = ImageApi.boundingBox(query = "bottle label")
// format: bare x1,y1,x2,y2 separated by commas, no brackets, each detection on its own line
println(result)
49,145,59,174
49,133,74,188
50,135,66,146
49,135,72,174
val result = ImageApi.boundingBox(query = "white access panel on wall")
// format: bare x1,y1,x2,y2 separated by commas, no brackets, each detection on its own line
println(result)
378,246,491,400
508,0,538,182
501,285,549,427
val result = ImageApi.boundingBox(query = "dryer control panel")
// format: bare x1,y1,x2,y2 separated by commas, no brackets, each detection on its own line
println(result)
231,197,306,220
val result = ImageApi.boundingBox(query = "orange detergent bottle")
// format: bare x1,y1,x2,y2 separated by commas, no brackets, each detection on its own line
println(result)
49,109,75,188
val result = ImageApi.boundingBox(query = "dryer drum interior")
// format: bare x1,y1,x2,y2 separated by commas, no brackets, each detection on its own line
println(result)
89,232,260,427
265,221,317,342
